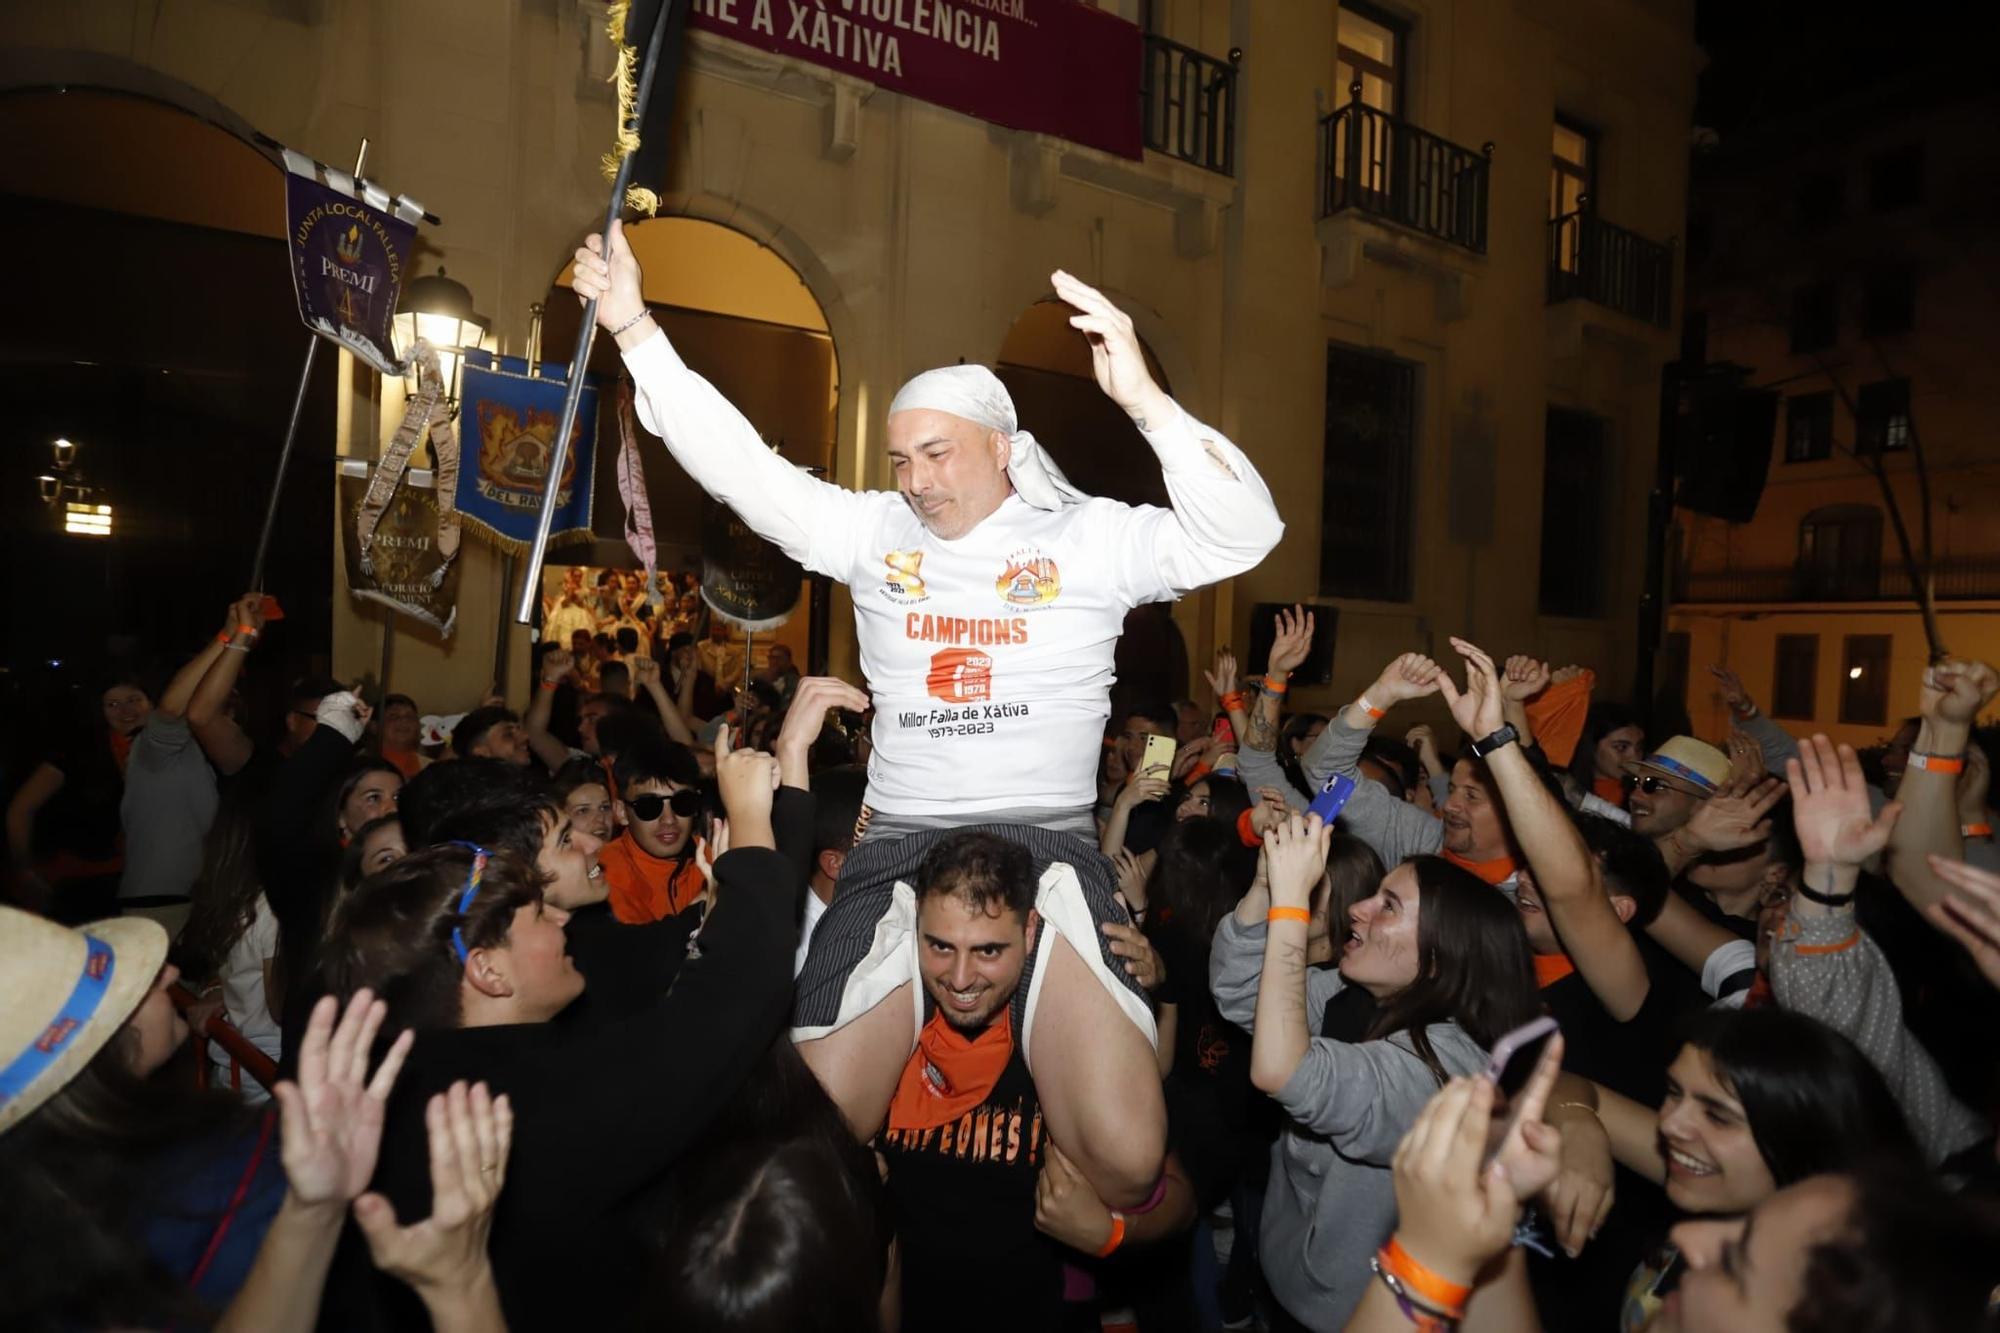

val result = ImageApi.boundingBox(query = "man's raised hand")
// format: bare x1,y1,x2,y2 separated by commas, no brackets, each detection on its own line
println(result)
1787,734,1901,869
1709,663,1759,717
1366,652,1443,711
1267,604,1316,678
571,219,649,338
1203,647,1239,702
541,649,576,686
1435,637,1505,740
1920,658,2000,729
1050,270,1170,427
1502,655,1551,703
778,676,872,758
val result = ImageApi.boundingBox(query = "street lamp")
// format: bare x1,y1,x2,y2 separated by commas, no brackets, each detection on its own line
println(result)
393,267,491,404
36,437,112,537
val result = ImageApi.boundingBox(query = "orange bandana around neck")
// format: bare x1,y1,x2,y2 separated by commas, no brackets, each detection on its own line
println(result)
1533,952,1577,989
1592,775,1627,808
888,1011,1015,1131
1443,850,1517,886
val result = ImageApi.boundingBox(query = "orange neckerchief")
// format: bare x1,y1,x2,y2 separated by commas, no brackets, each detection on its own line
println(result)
888,1010,1015,1132
1592,775,1627,808
600,833,704,923
1443,850,1517,886
382,747,423,780
108,729,135,775
1524,670,1595,768
1534,952,1577,989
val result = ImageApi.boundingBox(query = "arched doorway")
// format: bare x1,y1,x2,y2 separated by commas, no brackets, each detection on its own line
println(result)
542,216,838,679
995,300,1192,715
0,85,334,738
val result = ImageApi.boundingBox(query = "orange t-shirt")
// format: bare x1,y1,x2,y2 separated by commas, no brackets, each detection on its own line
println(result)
600,832,706,923
1592,775,1627,809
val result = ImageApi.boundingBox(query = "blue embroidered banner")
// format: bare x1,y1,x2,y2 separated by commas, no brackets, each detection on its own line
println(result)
455,353,598,553
283,162,417,376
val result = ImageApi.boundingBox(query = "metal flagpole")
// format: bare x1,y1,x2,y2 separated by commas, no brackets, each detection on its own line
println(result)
251,138,369,593
513,0,685,625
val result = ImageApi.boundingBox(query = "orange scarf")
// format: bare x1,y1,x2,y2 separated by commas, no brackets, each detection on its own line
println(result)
600,833,705,923
382,746,423,780
1443,850,1517,886
888,1011,1015,1131
108,729,134,776
1523,669,1595,768
1533,953,1577,988
1592,775,1627,808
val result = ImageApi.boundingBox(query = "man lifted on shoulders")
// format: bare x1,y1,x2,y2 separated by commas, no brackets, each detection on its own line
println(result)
572,221,1282,1203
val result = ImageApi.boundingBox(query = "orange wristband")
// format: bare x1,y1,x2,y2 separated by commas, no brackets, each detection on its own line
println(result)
1096,1212,1127,1258
1909,752,1965,774
1356,695,1385,720
217,631,234,645
1235,808,1262,848
1965,823,1994,839
540,680,560,691
1381,1237,1470,1314
238,624,259,637
1267,906,1311,925
1220,691,1247,711
1263,675,1289,695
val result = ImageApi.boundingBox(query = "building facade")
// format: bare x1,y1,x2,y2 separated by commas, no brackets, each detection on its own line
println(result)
2,0,1696,723
1670,82,2000,749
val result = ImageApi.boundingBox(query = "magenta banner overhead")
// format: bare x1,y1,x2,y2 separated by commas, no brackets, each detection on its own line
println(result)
690,0,1144,160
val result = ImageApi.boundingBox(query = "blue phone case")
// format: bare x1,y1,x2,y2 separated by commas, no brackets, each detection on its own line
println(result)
1308,772,1358,825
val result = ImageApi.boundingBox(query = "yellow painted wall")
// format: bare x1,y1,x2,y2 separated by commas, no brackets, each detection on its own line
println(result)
4,0,1699,723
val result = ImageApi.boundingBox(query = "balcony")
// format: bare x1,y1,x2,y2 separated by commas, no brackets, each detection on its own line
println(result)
1547,210,1675,328
1142,35,1238,176
1674,555,2000,605
1316,93,1491,254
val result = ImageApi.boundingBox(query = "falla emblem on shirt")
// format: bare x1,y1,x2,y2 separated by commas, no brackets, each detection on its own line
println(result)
881,549,928,603
995,549,1061,608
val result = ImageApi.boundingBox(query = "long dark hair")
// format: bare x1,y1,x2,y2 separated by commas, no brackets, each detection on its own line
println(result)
173,788,266,984
1677,1008,1918,1184
318,754,403,856
0,1025,252,1331
320,843,547,1031
651,1040,891,1332
1365,855,1540,1083
1789,1159,2000,1333
1569,701,1644,789
1321,833,1387,940
1151,817,1257,955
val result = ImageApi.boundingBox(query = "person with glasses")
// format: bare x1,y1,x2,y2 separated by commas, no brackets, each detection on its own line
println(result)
600,733,708,923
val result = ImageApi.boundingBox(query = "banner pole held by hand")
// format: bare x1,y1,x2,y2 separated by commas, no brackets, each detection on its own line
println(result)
252,138,368,593
514,0,687,626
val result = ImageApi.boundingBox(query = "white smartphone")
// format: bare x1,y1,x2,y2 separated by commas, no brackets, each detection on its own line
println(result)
1482,1015,1560,1163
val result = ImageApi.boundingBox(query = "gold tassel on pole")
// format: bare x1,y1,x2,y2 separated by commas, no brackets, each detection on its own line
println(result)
601,0,662,215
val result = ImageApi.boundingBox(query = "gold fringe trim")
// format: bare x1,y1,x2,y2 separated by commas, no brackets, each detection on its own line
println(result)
597,0,659,216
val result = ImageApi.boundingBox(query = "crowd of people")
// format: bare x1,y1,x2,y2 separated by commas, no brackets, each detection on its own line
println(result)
4,218,1998,1333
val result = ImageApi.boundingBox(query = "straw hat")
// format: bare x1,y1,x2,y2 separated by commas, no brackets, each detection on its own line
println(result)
1623,735,1731,797
0,906,166,1136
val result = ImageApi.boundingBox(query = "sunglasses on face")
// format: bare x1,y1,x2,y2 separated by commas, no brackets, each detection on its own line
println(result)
1622,774,1690,796
627,789,702,822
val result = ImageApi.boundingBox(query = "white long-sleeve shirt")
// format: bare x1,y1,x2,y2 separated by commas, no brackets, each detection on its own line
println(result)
623,331,1283,817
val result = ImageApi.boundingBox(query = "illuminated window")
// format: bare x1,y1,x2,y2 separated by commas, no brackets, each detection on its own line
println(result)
64,502,112,538
1336,4,1404,115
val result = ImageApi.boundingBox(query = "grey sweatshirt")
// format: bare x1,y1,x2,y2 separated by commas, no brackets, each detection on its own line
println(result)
1770,906,1988,1164
1209,913,1487,1331
119,712,218,901
1238,715,1446,866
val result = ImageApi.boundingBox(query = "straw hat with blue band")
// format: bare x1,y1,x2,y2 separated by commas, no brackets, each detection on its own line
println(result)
1622,736,1732,798
0,906,167,1136
449,841,493,963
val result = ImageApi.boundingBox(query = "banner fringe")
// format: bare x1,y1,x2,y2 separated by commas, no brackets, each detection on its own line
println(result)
600,0,660,216
451,508,598,559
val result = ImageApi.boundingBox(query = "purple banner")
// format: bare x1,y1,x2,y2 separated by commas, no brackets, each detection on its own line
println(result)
284,169,417,376
690,0,1144,160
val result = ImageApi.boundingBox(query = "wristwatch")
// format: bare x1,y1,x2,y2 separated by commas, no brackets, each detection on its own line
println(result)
1469,723,1519,758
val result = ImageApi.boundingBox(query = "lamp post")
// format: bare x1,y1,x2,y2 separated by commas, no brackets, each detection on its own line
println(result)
393,267,491,405
37,437,112,537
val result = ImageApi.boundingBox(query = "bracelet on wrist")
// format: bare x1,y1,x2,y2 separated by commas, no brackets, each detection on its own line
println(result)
1267,906,1312,925
1096,1212,1128,1258
216,631,234,646
1963,822,1994,839
1219,691,1247,711
1369,1262,1460,1331
1263,675,1289,696
1356,695,1386,720
1908,752,1966,774
1377,1238,1470,1319
1796,871,1857,907
609,308,652,337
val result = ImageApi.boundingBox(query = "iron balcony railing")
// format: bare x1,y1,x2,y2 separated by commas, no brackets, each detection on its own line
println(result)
1141,34,1238,176
1547,210,1675,327
1674,555,2000,604
1316,91,1491,253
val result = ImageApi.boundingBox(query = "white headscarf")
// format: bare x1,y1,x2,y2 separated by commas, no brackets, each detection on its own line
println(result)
887,365,1089,511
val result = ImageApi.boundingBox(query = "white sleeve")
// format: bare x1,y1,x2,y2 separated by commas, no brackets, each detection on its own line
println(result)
1105,402,1284,604
1700,937,1758,1000
621,331,872,580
